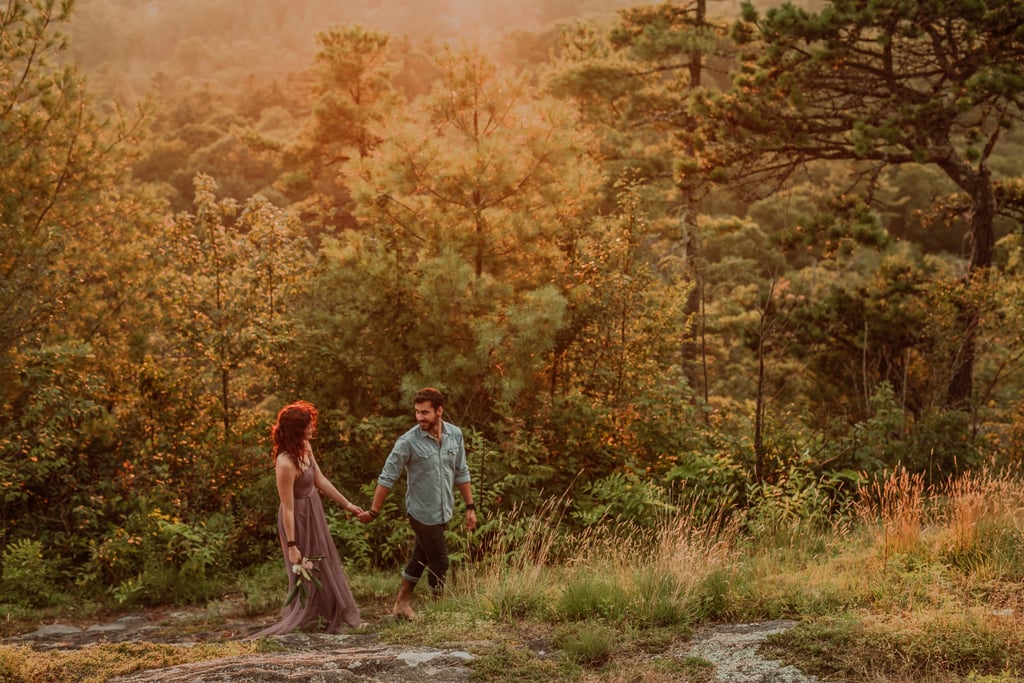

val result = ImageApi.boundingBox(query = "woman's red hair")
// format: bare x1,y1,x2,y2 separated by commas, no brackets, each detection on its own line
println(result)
272,400,318,464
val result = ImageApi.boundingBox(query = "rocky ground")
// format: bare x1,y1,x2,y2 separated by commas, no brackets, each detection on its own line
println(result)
9,606,823,682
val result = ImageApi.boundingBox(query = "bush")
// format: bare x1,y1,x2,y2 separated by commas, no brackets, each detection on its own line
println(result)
1,539,61,608
89,507,233,606
571,471,673,529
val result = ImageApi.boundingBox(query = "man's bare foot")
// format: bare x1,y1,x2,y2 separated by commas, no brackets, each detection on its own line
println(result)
392,602,417,620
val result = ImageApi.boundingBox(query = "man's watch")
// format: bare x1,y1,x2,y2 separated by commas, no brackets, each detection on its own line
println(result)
465,503,476,511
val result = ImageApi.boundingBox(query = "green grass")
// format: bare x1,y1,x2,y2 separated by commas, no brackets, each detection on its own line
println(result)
763,608,1023,682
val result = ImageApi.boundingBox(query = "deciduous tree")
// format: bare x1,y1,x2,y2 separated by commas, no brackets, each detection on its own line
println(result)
158,175,311,444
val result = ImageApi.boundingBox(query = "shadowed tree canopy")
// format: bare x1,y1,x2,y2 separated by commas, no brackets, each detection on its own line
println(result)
682,0,1024,407
0,0,157,468
0,0,138,360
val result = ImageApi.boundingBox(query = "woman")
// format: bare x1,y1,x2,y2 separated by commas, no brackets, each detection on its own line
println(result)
252,400,362,635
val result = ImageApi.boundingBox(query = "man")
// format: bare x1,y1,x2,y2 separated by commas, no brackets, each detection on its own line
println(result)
358,387,477,619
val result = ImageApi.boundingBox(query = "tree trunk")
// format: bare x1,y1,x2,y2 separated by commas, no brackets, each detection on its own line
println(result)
753,280,774,483
944,168,996,409
221,365,231,441
690,0,706,87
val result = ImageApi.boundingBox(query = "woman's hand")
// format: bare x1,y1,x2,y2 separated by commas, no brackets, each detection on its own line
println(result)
347,502,364,516
356,510,375,524
287,545,302,566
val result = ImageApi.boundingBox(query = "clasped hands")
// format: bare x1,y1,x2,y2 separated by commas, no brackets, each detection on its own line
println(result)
355,509,376,524
352,506,477,530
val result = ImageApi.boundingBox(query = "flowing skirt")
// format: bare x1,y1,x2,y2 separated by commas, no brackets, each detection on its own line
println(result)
251,471,360,636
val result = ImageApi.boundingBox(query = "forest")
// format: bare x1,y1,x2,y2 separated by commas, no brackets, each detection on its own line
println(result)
2,0,1024,615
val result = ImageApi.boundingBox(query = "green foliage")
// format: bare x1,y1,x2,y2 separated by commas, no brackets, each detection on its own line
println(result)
330,481,412,571
133,76,290,212
89,507,232,606
341,43,606,424
0,342,128,569
691,567,733,622
0,1,160,587
744,461,862,537
571,471,673,528
667,445,746,519
0,0,142,362
157,175,312,444
223,461,279,569
308,27,398,158
3,0,1024,613
0,539,61,609
324,504,376,571
904,409,983,478
484,575,554,622
236,561,290,617
698,0,1024,408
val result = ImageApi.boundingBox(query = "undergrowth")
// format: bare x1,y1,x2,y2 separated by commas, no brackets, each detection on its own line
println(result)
2,468,1022,682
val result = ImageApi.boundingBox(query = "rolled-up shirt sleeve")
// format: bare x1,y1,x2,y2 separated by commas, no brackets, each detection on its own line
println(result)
377,440,410,490
376,422,471,525
452,428,471,486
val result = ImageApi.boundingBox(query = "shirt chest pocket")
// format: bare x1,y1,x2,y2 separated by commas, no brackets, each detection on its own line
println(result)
414,442,455,468
415,447,452,464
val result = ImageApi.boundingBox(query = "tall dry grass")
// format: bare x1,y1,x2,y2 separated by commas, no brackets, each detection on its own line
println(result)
857,466,926,562
855,465,1024,571
456,495,740,626
437,467,1024,680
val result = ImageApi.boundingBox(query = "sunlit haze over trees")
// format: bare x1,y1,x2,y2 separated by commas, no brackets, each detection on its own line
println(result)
2,0,1023,621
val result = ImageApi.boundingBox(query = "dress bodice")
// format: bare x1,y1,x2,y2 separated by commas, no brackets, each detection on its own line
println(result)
293,464,316,498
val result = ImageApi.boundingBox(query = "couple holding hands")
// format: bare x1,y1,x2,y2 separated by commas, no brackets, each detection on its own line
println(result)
253,387,477,637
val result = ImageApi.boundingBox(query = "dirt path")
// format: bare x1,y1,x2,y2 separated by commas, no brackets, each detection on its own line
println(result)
9,608,822,682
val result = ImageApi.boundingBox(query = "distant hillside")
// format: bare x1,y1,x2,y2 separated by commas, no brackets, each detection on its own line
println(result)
68,0,641,99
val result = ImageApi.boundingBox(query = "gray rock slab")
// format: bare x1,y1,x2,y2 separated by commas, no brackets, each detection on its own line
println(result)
682,619,823,683
16,623,83,638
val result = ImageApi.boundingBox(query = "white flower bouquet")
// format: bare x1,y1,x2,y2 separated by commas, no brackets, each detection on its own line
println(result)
285,555,324,608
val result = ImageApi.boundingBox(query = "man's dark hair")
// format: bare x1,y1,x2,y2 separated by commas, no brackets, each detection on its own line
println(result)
414,387,445,410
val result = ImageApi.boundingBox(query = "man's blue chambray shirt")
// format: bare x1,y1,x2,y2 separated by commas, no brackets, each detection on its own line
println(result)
377,420,471,525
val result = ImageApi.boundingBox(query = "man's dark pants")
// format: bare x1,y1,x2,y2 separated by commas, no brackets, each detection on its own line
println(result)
403,515,449,595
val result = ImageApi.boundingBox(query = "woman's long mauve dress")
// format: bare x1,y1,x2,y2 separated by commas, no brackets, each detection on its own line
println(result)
252,461,361,636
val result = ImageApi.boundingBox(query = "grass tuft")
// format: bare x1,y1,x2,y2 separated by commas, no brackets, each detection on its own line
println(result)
553,621,618,668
